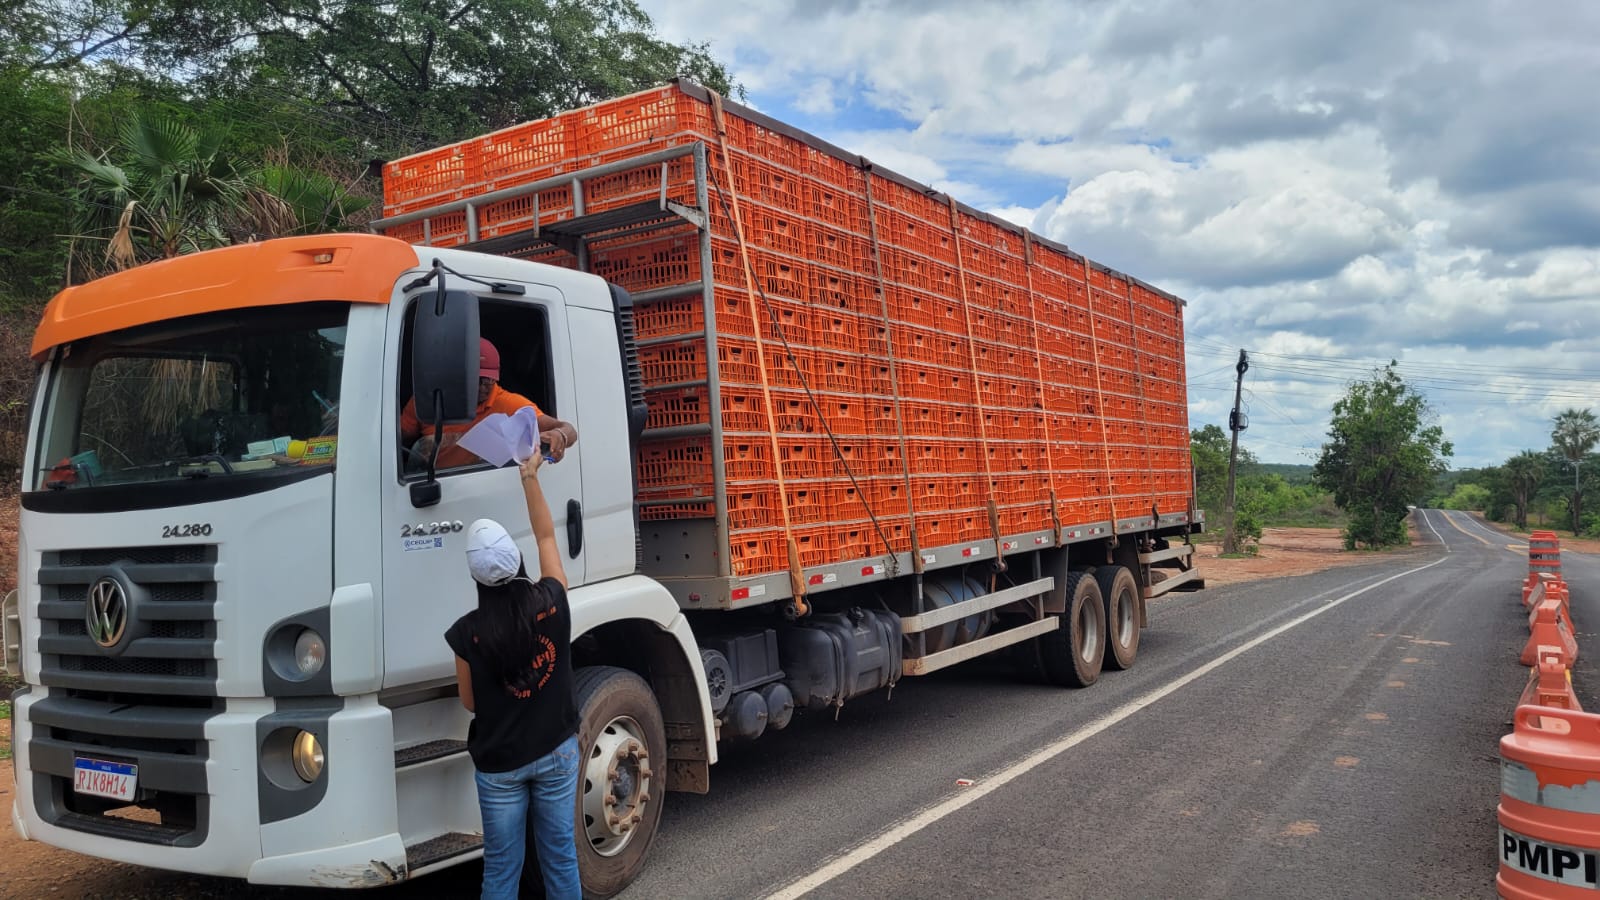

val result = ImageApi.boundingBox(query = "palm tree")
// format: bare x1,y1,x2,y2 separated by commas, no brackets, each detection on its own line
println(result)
1503,450,1546,531
59,114,255,277
59,114,371,280
1551,408,1600,534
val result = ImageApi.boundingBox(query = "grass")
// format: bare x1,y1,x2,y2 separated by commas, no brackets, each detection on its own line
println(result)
1,698,10,761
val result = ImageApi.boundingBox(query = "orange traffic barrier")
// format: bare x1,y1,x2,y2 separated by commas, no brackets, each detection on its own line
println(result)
1499,706,1600,897
1531,530,1563,577
1524,596,1580,667
1528,571,1569,609
1528,577,1573,628
1520,645,1583,713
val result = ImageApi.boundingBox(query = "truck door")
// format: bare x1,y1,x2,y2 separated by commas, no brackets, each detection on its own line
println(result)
380,287,585,689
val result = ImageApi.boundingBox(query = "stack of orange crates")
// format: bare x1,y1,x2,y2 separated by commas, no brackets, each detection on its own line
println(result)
381,83,1193,579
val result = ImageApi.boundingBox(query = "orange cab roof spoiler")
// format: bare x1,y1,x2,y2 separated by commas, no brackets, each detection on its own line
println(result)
32,234,421,360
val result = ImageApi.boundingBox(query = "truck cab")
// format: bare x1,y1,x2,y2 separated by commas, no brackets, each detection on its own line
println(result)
11,234,713,894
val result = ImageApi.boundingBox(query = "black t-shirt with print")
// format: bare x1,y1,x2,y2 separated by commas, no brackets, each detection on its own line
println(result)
444,577,579,773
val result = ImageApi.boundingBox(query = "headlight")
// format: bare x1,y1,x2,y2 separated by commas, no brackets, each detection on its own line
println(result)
292,730,325,783
293,629,326,677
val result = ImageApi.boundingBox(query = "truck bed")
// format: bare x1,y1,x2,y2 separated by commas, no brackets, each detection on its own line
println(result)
378,81,1195,607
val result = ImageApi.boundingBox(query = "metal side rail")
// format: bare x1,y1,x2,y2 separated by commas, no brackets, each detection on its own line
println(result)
901,577,1056,677
1139,542,1204,597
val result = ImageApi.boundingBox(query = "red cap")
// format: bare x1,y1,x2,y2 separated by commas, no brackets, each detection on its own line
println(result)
478,338,500,380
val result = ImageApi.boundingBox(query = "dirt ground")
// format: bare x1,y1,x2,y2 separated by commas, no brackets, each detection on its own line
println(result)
1193,526,1387,588
0,502,1565,896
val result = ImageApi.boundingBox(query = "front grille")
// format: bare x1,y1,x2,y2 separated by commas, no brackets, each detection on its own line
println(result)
60,656,210,678
37,545,219,696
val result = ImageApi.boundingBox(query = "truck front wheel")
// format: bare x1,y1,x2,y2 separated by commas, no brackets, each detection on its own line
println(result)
574,666,667,899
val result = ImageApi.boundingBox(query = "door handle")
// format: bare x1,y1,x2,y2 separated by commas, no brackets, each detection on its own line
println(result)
567,499,583,558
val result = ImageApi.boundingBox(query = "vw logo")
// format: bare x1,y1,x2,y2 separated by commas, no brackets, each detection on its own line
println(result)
86,578,129,650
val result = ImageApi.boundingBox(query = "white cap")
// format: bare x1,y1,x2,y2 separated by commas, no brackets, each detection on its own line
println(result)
465,519,522,586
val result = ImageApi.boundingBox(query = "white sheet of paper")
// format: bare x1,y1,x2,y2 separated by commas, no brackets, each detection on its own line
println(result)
456,406,541,467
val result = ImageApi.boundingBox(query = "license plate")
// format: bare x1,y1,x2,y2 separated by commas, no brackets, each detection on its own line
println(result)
73,757,138,802
1501,827,1600,888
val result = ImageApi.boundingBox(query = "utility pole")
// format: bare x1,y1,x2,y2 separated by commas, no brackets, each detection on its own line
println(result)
1223,349,1249,554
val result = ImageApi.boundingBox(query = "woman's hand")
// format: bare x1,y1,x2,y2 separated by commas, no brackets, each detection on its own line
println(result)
520,452,544,481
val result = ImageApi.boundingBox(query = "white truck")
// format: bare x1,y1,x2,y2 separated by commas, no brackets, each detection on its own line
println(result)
8,90,1201,897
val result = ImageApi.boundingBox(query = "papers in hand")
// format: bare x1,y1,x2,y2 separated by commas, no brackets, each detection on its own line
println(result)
457,406,541,467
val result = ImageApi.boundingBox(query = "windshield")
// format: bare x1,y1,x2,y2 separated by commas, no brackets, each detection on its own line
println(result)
34,302,349,491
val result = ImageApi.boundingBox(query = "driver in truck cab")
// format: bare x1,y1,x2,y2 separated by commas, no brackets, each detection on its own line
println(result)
401,337,578,469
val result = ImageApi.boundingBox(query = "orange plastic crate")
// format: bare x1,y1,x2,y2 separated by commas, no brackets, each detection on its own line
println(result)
637,438,713,497
723,439,773,481
727,152,806,214
726,117,806,170
589,233,699,293
808,221,867,273
584,155,696,214
728,531,780,577
806,182,867,232
570,87,716,159
728,483,781,529
806,147,863,192
382,211,469,247
479,118,569,190
748,208,807,257
640,501,713,521
712,289,758,337
635,295,705,342
784,483,825,524
998,504,1049,536
814,309,863,352
645,386,710,430
383,143,480,212
475,186,575,239
793,526,835,568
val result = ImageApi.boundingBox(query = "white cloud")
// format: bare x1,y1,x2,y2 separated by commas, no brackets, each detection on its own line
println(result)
635,0,1600,468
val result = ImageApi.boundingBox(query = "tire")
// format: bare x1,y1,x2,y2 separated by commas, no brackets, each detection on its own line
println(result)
1095,565,1140,671
1034,572,1105,687
573,666,667,899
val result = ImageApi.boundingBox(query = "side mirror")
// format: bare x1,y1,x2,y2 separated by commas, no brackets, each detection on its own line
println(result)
412,288,480,426
409,287,479,508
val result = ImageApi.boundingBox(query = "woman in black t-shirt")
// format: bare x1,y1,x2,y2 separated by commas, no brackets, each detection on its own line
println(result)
445,453,580,900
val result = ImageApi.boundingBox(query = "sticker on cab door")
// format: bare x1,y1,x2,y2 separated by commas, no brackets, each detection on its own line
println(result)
403,535,446,552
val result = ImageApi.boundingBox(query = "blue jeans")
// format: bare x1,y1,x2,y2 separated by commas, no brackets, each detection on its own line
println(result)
475,734,581,900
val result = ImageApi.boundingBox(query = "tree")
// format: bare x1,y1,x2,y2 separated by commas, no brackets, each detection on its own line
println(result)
1551,408,1600,535
58,111,369,278
1190,424,1267,550
1312,362,1452,549
1502,451,1546,531
127,0,737,151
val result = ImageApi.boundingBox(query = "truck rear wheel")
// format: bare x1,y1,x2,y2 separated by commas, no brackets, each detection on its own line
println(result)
1096,565,1140,670
574,666,667,899
1027,572,1104,687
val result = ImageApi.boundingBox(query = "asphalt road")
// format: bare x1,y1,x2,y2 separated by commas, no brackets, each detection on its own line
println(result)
623,508,1531,900
31,509,1544,899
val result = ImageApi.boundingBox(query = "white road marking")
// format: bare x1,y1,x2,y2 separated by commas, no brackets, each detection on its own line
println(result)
764,552,1453,900
1417,508,1451,553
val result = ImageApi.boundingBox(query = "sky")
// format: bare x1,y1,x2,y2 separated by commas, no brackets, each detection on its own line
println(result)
635,0,1600,469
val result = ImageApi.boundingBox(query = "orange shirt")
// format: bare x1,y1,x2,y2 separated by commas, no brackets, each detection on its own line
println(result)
400,384,542,469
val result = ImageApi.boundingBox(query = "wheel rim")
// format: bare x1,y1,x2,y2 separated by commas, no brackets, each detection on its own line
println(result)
1077,600,1100,664
1114,589,1135,647
582,715,654,858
